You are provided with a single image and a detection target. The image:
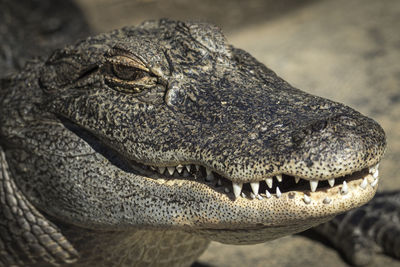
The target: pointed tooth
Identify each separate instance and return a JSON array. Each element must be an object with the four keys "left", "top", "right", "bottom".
[
  {"left": 256, "top": 194, "right": 263, "bottom": 200},
  {"left": 232, "top": 182, "right": 243, "bottom": 199},
  {"left": 217, "top": 179, "right": 222, "bottom": 186},
  {"left": 167, "top": 166, "right": 175, "bottom": 175},
  {"left": 341, "top": 181, "right": 348, "bottom": 195},
  {"left": 371, "top": 179, "right": 378, "bottom": 188},
  {"left": 328, "top": 178, "right": 335, "bottom": 187},
  {"left": 294, "top": 176, "right": 300, "bottom": 184},
  {"left": 205, "top": 171, "right": 214, "bottom": 182},
  {"left": 323, "top": 197, "right": 332, "bottom": 204},
  {"left": 369, "top": 166, "right": 374, "bottom": 174},
  {"left": 265, "top": 177, "right": 273, "bottom": 188},
  {"left": 250, "top": 182, "right": 260, "bottom": 195},
  {"left": 303, "top": 194, "right": 311, "bottom": 204},
  {"left": 176, "top": 164, "right": 184, "bottom": 174},
  {"left": 265, "top": 190, "right": 271, "bottom": 198},
  {"left": 195, "top": 165, "right": 200, "bottom": 171},
  {"left": 310, "top": 180, "right": 319, "bottom": 192},
  {"left": 224, "top": 187, "right": 230, "bottom": 193},
  {"left": 185, "top": 165, "right": 191, "bottom": 172},
  {"left": 205, "top": 168, "right": 214, "bottom": 181},
  {"left": 369, "top": 163, "right": 379, "bottom": 174},
  {"left": 276, "top": 174, "right": 282, "bottom": 182},
  {"left": 158, "top": 167, "right": 166, "bottom": 174},
  {"left": 360, "top": 178, "right": 368, "bottom": 189},
  {"left": 241, "top": 192, "right": 247, "bottom": 198},
  {"left": 276, "top": 187, "right": 281, "bottom": 198},
  {"left": 373, "top": 169, "right": 379, "bottom": 178},
  {"left": 250, "top": 192, "right": 256, "bottom": 199},
  {"left": 150, "top": 166, "right": 157, "bottom": 171}
]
